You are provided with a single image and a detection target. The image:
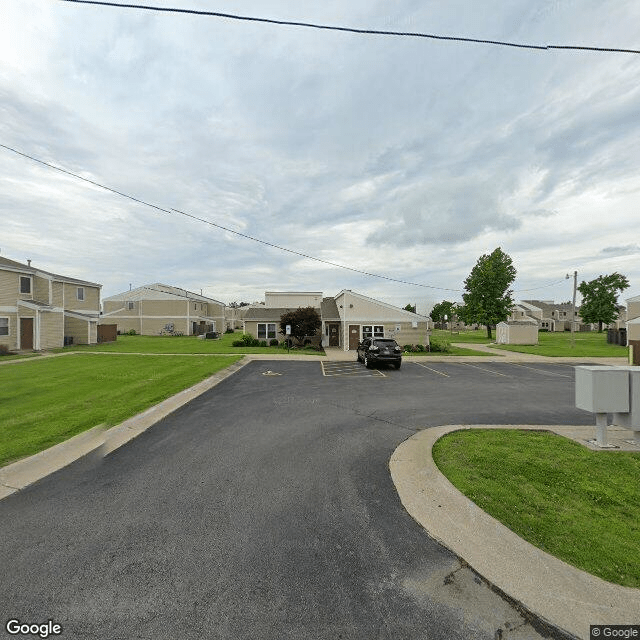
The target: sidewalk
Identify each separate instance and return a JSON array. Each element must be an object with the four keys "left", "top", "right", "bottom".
[{"left": 390, "top": 424, "right": 640, "bottom": 640}]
